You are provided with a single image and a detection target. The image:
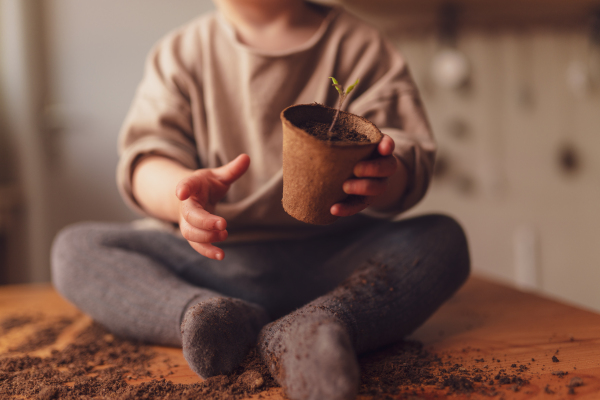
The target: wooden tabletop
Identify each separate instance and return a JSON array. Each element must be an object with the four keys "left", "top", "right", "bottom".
[{"left": 1, "top": 276, "right": 600, "bottom": 399}]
